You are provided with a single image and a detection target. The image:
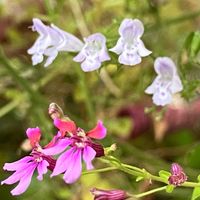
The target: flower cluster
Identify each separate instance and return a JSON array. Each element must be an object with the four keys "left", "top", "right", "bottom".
[
  {"left": 28, "top": 18, "right": 110, "bottom": 72},
  {"left": 1, "top": 103, "right": 106, "bottom": 195},
  {"left": 28, "top": 18, "right": 150, "bottom": 71},
  {"left": 28, "top": 18, "right": 183, "bottom": 106}
]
